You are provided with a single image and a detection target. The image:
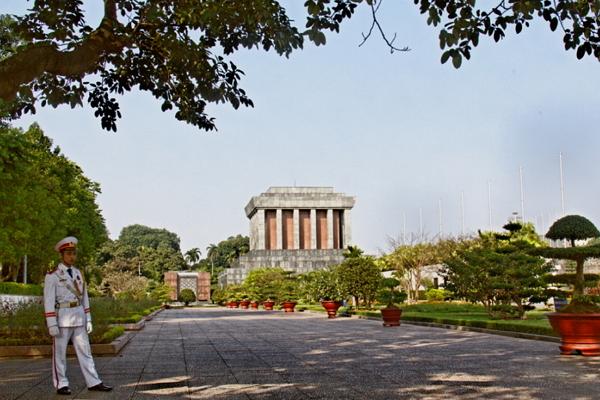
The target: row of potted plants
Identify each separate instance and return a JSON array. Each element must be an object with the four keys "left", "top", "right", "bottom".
[{"left": 214, "top": 215, "right": 600, "bottom": 356}]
